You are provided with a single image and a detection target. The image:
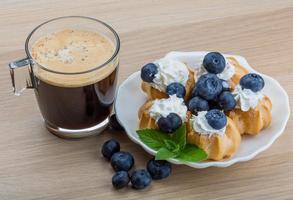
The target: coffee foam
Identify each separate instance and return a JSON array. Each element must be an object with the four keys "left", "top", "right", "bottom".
[{"left": 31, "top": 29, "right": 118, "bottom": 87}]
